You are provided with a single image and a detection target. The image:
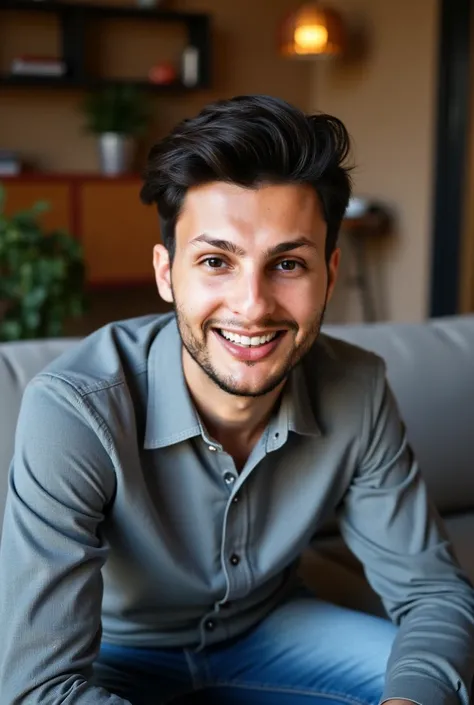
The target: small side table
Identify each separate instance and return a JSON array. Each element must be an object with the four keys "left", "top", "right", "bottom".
[{"left": 342, "top": 209, "right": 393, "bottom": 323}]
